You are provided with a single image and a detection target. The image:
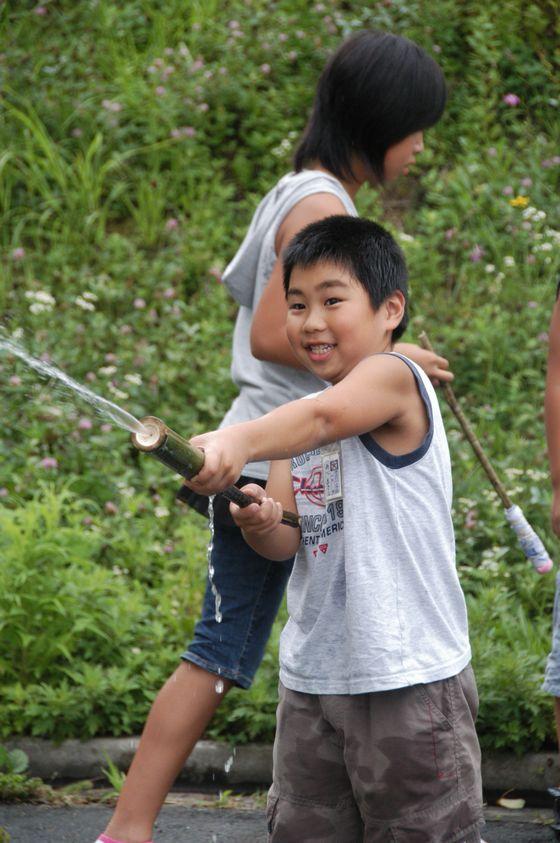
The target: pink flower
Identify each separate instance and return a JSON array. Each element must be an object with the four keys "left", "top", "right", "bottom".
[
  {"left": 155, "top": 85, "right": 166, "bottom": 96},
  {"left": 101, "top": 99, "right": 123, "bottom": 113},
  {"left": 260, "top": 64, "right": 271, "bottom": 75},
  {"left": 39, "top": 457, "right": 58, "bottom": 469},
  {"left": 134, "top": 297, "right": 146, "bottom": 309},
  {"left": 288, "top": 51, "right": 298, "bottom": 62},
  {"left": 104, "top": 501, "right": 118, "bottom": 515},
  {"left": 198, "top": 102, "right": 209, "bottom": 112},
  {"left": 165, "top": 217, "right": 179, "bottom": 231},
  {"left": 469, "top": 245, "right": 485, "bottom": 262},
  {"left": 465, "top": 509, "right": 477, "bottom": 530},
  {"left": 71, "top": 127, "right": 83, "bottom": 138},
  {"left": 163, "top": 287, "right": 176, "bottom": 299},
  {"left": 120, "top": 324, "right": 132, "bottom": 334},
  {"left": 208, "top": 265, "right": 222, "bottom": 282},
  {"left": 502, "top": 185, "right": 514, "bottom": 196},
  {"left": 78, "top": 417, "right": 93, "bottom": 430},
  {"left": 11, "top": 247, "right": 25, "bottom": 261},
  {"left": 82, "top": 516, "right": 93, "bottom": 526},
  {"left": 85, "top": 371, "right": 96, "bottom": 382},
  {"left": 444, "top": 228, "right": 455, "bottom": 241},
  {"left": 487, "top": 147, "right": 497, "bottom": 157},
  {"left": 527, "top": 301, "right": 537, "bottom": 308},
  {"left": 9, "top": 375, "right": 22, "bottom": 386},
  {"left": 105, "top": 353, "right": 117, "bottom": 363},
  {"left": 279, "top": 33, "right": 288, "bottom": 42},
  {"left": 0, "top": 487, "right": 8, "bottom": 498},
  {"left": 520, "top": 177, "right": 533, "bottom": 187},
  {"left": 526, "top": 254, "right": 536, "bottom": 264},
  {"left": 538, "top": 332, "right": 549, "bottom": 343},
  {"left": 502, "top": 93, "right": 520, "bottom": 106},
  {"left": 163, "top": 543, "right": 174, "bottom": 553},
  {"left": 101, "top": 423, "right": 112, "bottom": 433},
  {"left": 33, "top": 5, "right": 47, "bottom": 15}
]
